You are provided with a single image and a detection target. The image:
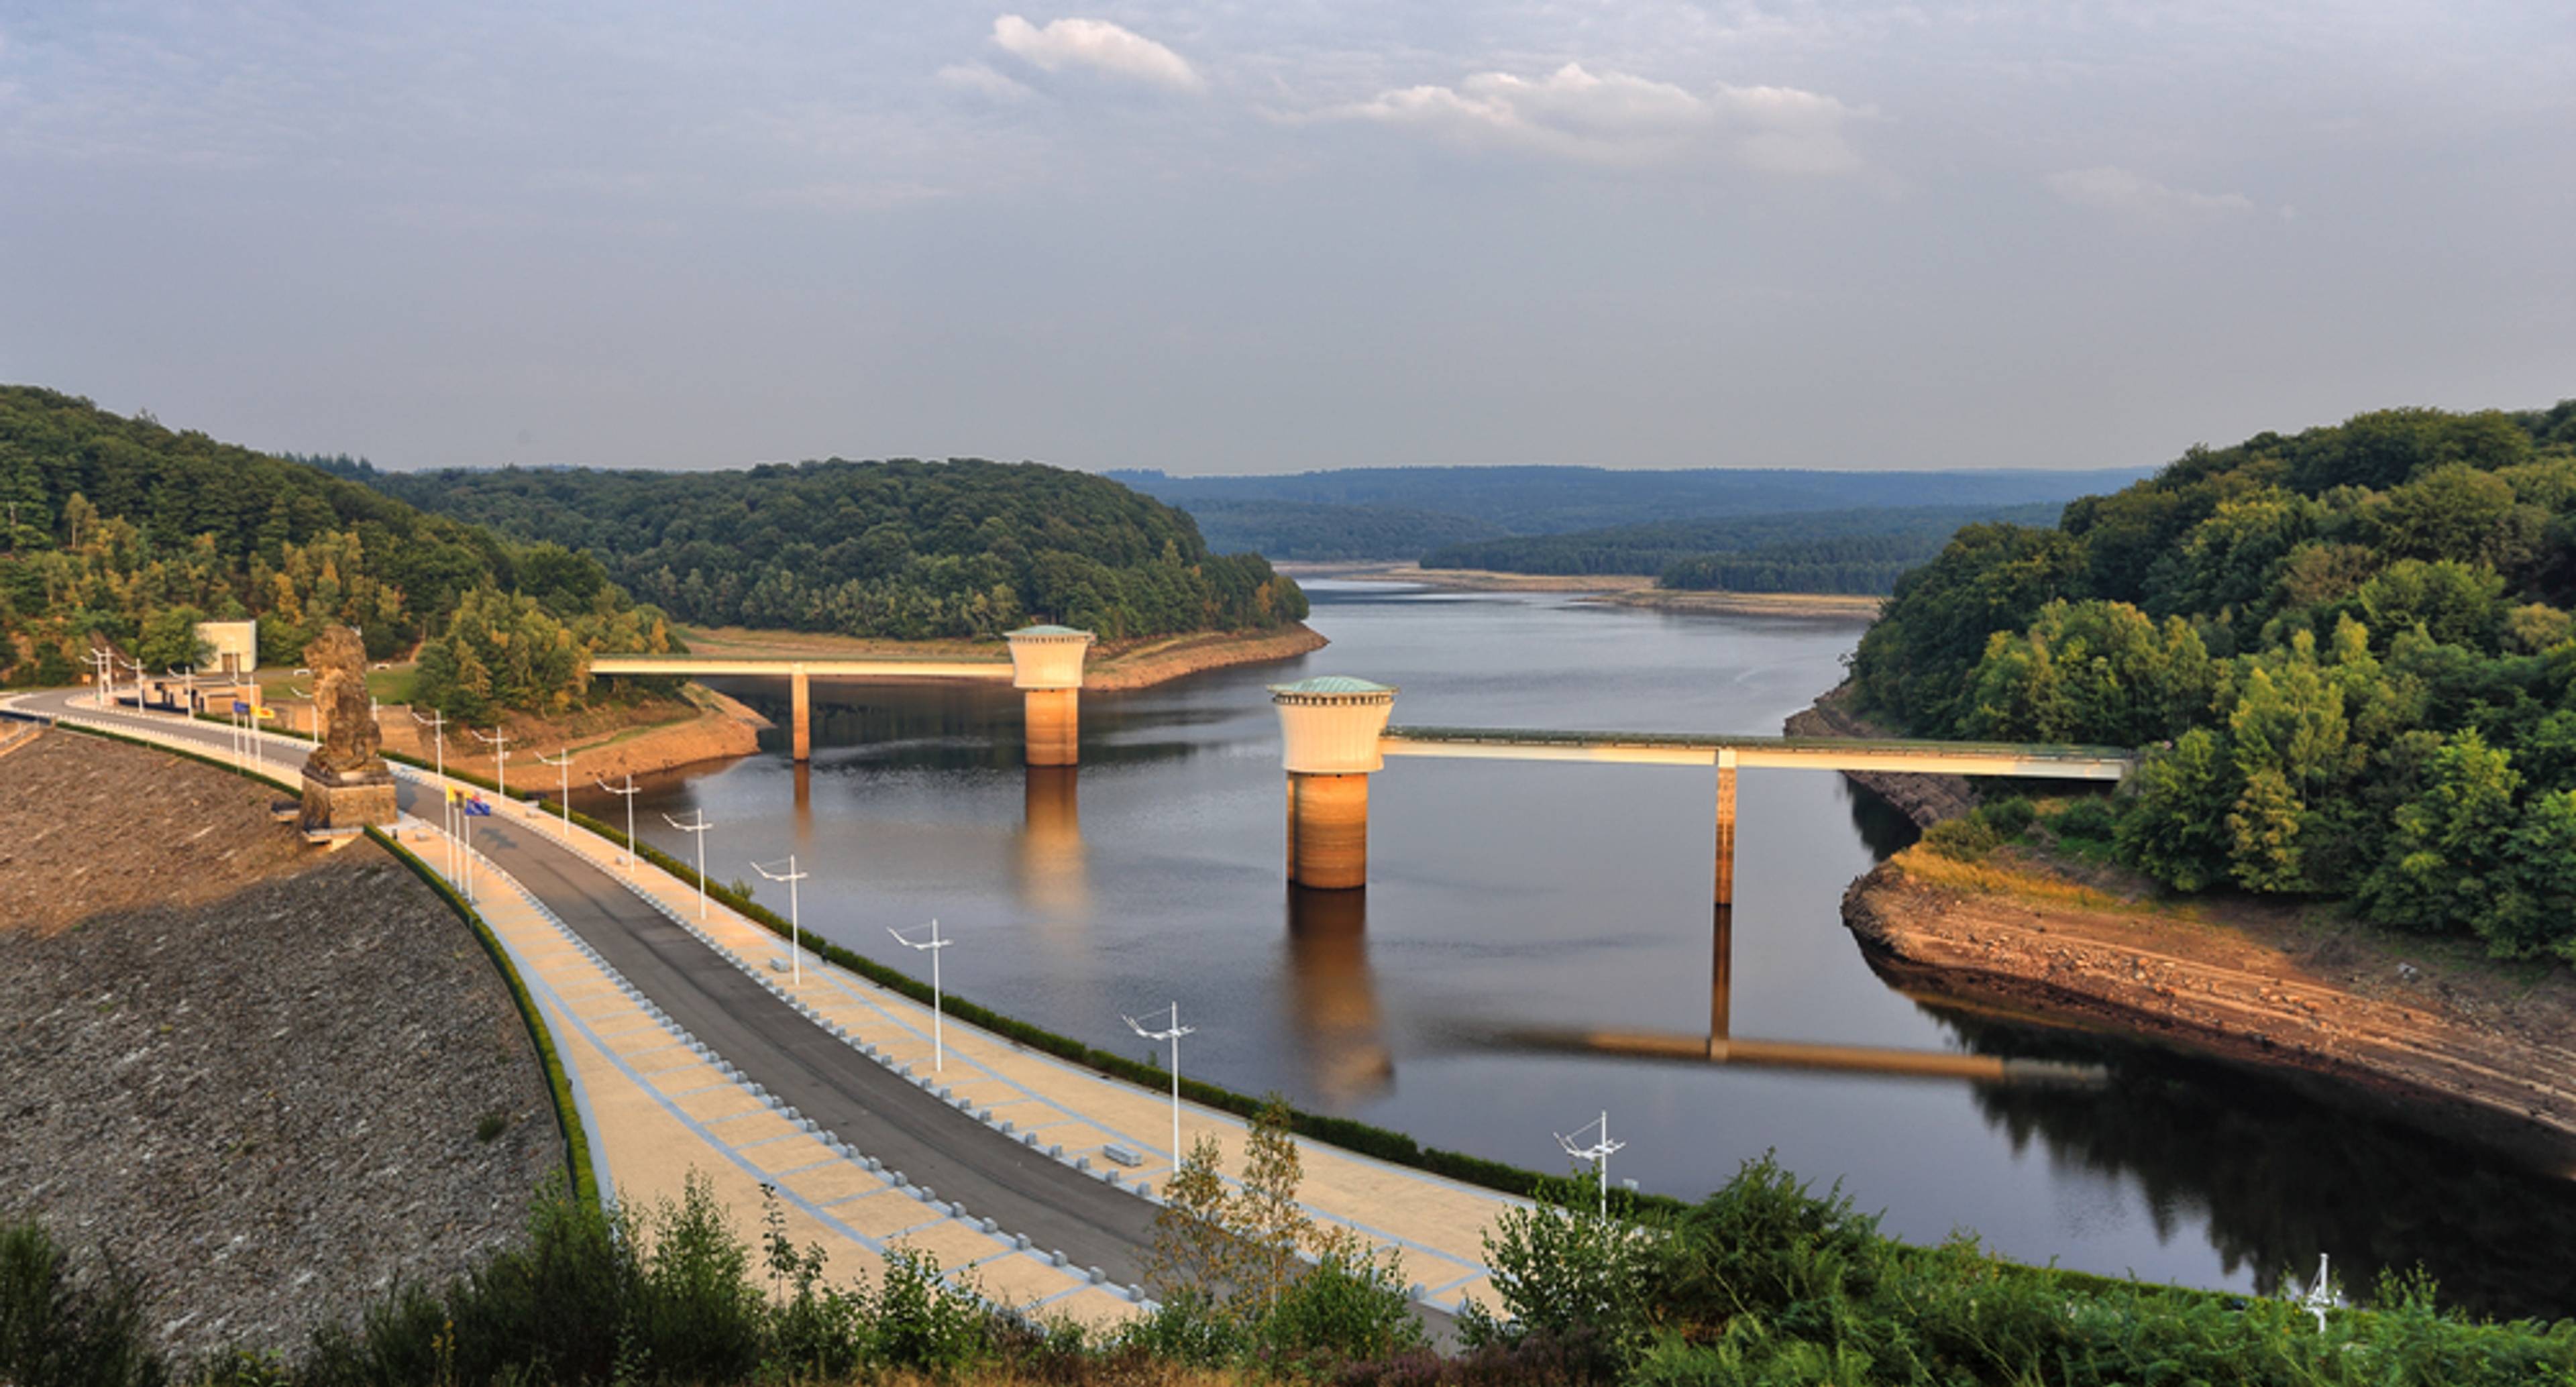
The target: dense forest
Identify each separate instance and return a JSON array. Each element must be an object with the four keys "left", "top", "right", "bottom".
[
  {"left": 370, "top": 460, "right": 1308, "bottom": 641},
  {"left": 1421, "top": 503, "right": 2061, "bottom": 594},
  {"left": 1114, "top": 463, "right": 2148, "bottom": 560},
  {"left": 1170, "top": 498, "right": 1506, "bottom": 561},
  {"left": 0, "top": 386, "right": 678, "bottom": 715},
  {"left": 1853, "top": 400, "right": 2576, "bottom": 959}
]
